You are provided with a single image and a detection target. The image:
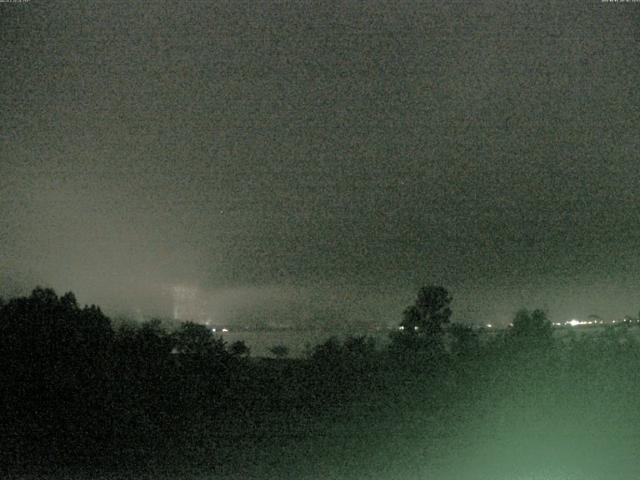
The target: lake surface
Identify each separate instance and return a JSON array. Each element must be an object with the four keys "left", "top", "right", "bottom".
[
  {"left": 215, "top": 324, "right": 640, "bottom": 358},
  {"left": 215, "top": 328, "right": 393, "bottom": 358}
]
